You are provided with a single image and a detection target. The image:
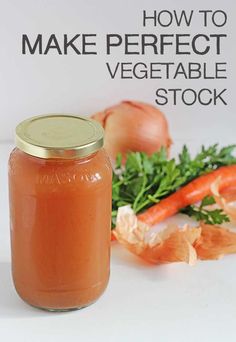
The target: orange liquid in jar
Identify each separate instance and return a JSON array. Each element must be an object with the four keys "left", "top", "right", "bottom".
[{"left": 9, "top": 148, "right": 112, "bottom": 310}]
